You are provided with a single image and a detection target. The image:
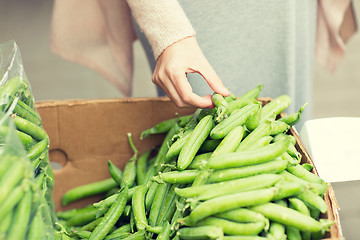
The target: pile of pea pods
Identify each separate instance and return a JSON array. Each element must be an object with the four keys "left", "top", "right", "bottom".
[{"left": 57, "top": 85, "right": 333, "bottom": 240}]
